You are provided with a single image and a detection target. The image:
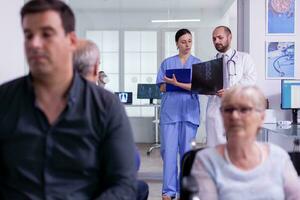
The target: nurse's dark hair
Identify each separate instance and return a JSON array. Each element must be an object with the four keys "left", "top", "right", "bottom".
[
  {"left": 214, "top": 26, "right": 232, "bottom": 36},
  {"left": 21, "top": 0, "right": 75, "bottom": 34},
  {"left": 175, "top": 29, "right": 192, "bottom": 43}
]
